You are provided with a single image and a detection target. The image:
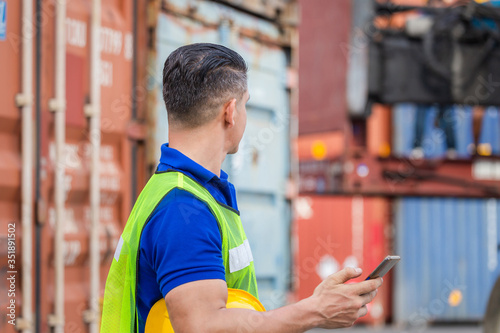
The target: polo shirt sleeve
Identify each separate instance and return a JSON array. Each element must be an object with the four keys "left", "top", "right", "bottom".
[{"left": 140, "top": 188, "right": 225, "bottom": 297}]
